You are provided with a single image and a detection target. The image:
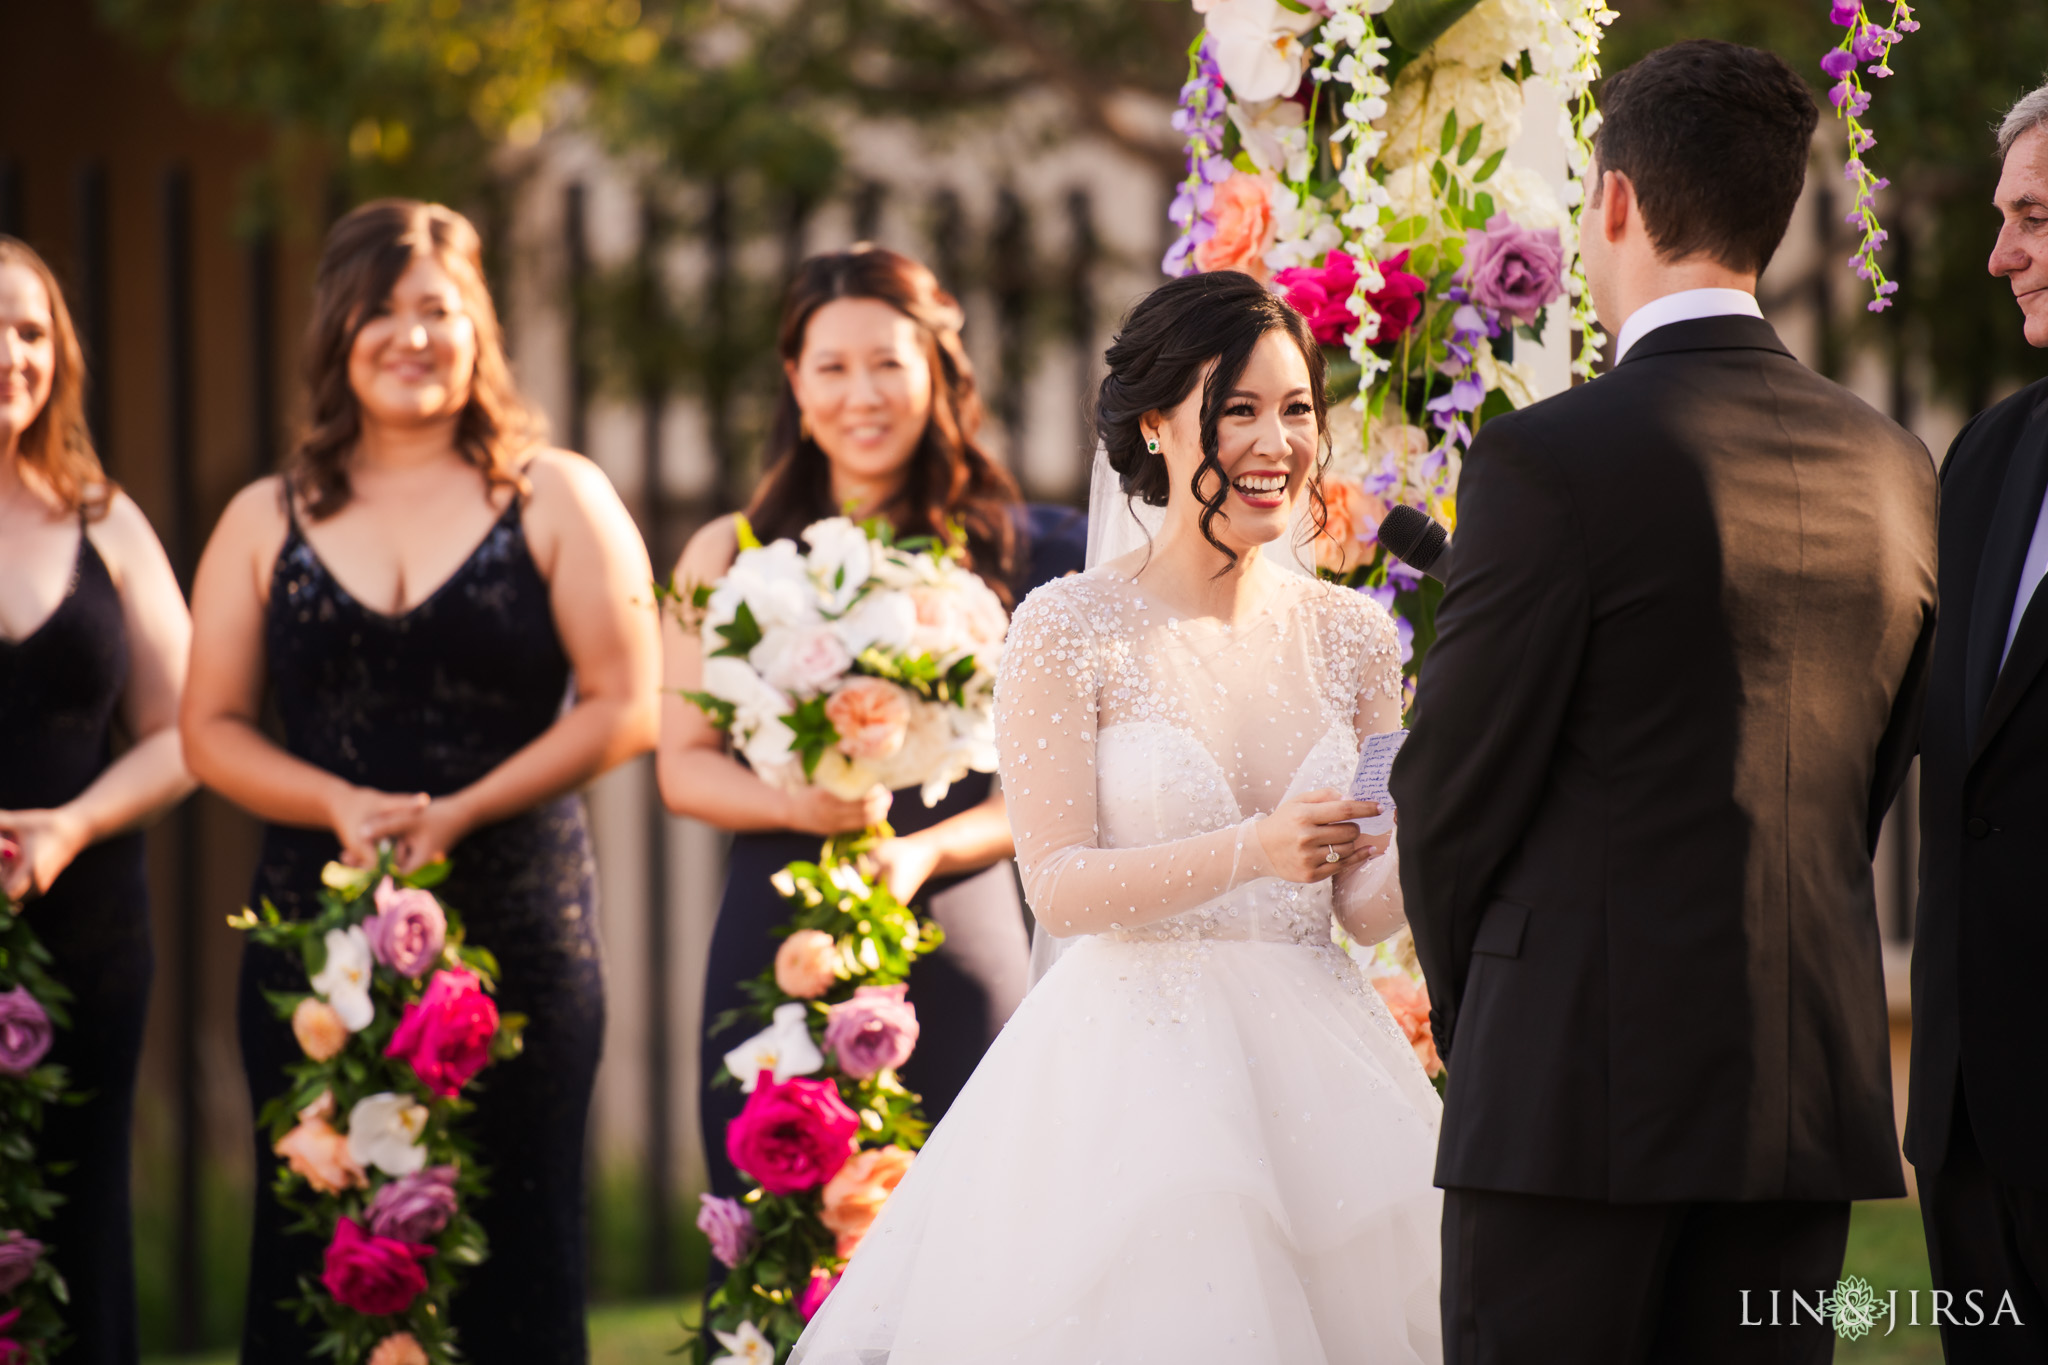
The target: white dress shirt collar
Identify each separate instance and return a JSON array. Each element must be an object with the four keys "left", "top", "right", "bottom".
[{"left": 1613, "top": 287, "right": 1764, "bottom": 365}]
